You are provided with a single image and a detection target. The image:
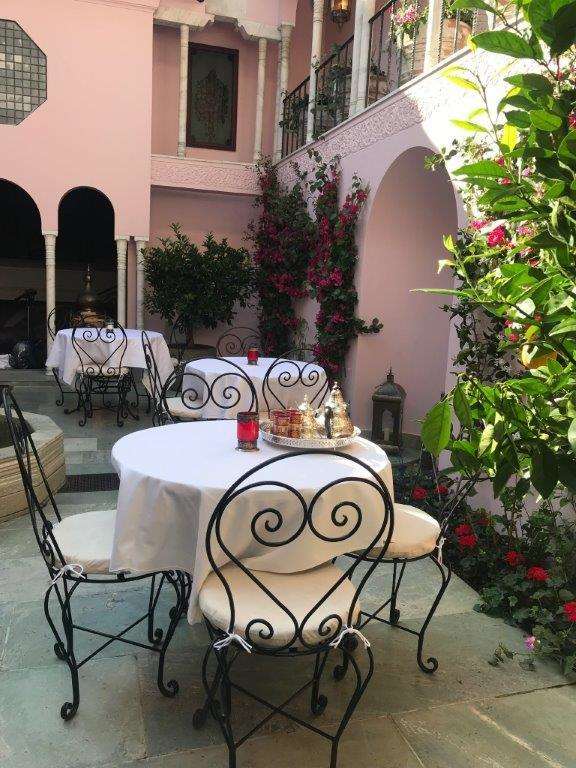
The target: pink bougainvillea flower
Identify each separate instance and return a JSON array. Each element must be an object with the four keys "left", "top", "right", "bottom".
[
  {"left": 525, "top": 635, "right": 536, "bottom": 651},
  {"left": 486, "top": 225, "right": 508, "bottom": 247},
  {"left": 470, "top": 219, "right": 488, "bottom": 230},
  {"left": 517, "top": 224, "right": 534, "bottom": 237},
  {"left": 526, "top": 566, "right": 549, "bottom": 582}
]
